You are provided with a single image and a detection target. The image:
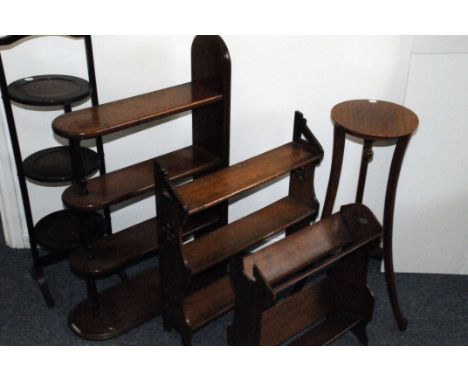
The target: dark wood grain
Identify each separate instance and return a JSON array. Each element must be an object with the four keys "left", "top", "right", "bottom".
[
  {"left": 63, "top": 145, "right": 221, "bottom": 210},
  {"left": 69, "top": 266, "right": 161, "bottom": 340},
  {"left": 34, "top": 210, "right": 106, "bottom": 253},
  {"left": 53, "top": 82, "right": 223, "bottom": 139},
  {"left": 70, "top": 209, "right": 220, "bottom": 278},
  {"left": 177, "top": 141, "right": 322, "bottom": 215},
  {"left": 244, "top": 204, "right": 381, "bottom": 288},
  {"left": 183, "top": 275, "right": 234, "bottom": 331},
  {"left": 192, "top": 35, "right": 231, "bottom": 168},
  {"left": 260, "top": 279, "right": 333, "bottom": 346},
  {"left": 183, "top": 197, "right": 316, "bottom": 275},
  {"left": 290, "top": 311, "right": 361, "bottom": 346},
  {"left": 23, "top": 146, "right": 99, "bottom": 183},
  {"left": 229, "top": 204, "right": 381, "bottom": 346},
  {"left": 331, "top": 99, "right": 418, "bottom": 140},
  {"left": 155, "top": 111, "right": 323, "bottom": 344},
  {"left": 8, "top": 74, "right": 90, "bottom": 107}
]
